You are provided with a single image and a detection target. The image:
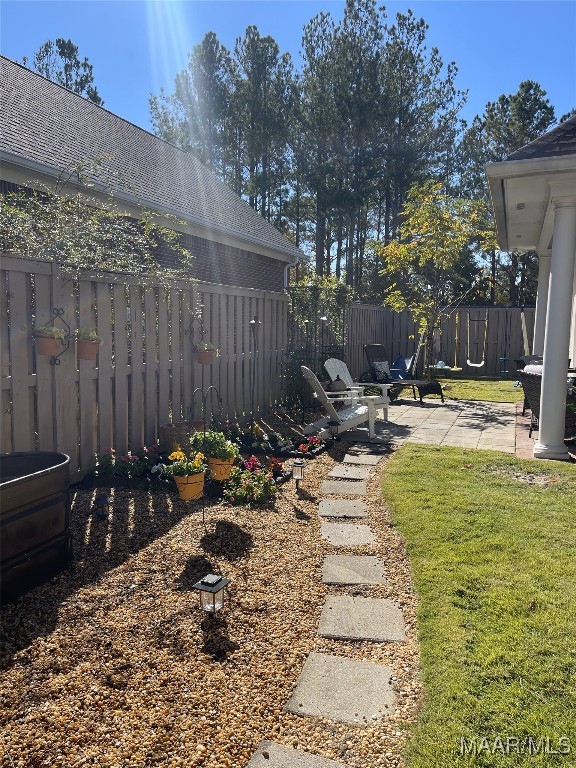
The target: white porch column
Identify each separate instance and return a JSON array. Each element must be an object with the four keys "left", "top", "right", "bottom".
[
  {"left": 534, "top": 200, "right": 576, "bottom": 460},
  {"left": 532, "top": 255, "right": 551, "bottom": 356},
  {"left": 569, "top": 264, "right": 576, "bottom": 367}
]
